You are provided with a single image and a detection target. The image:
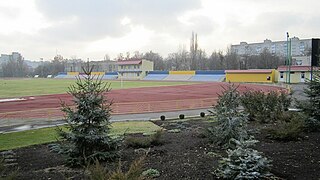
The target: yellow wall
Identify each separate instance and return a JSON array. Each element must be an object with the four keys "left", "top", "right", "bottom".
[
  {"left": 91, "top": 72, "right": 105, "bottom": 76},
  {"left": 273, "top": 70, "right": 279, "bottom": 83},
  {"left": 67, "top": 72, "right": 79, "bottom": 76},
  {"left": 169, "top": 71, "right": 196, "bottom": 75},
  {"left": 226, "top": 72, "right": 274, "bottom": 83}
]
